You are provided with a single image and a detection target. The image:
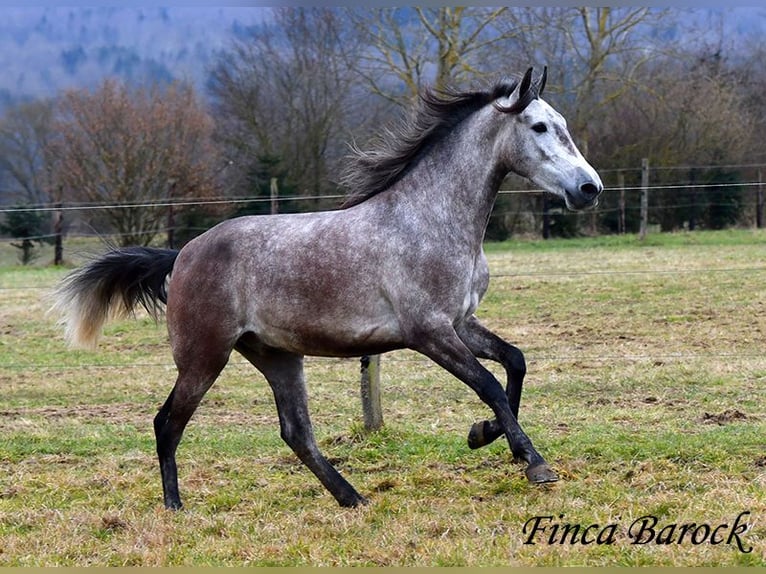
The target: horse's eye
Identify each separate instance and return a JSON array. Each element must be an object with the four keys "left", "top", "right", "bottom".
[{"left": 531, "top": 123, "right": 547, "bottom": 134}]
